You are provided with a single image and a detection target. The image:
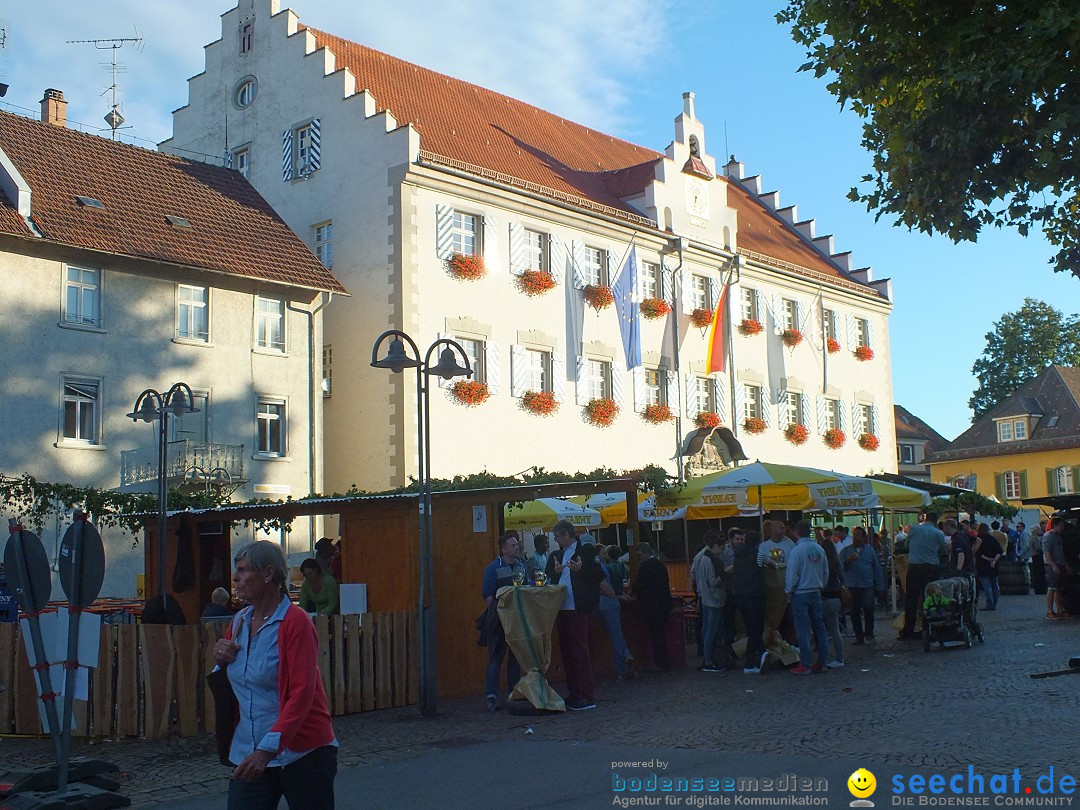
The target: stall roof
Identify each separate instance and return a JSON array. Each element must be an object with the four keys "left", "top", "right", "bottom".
[
  {"left": 868, "top": 473, "right": 970, "bottom": 497},
  {"left": 1021, "top": 494, "right": 1080, "bottom": 512}
]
